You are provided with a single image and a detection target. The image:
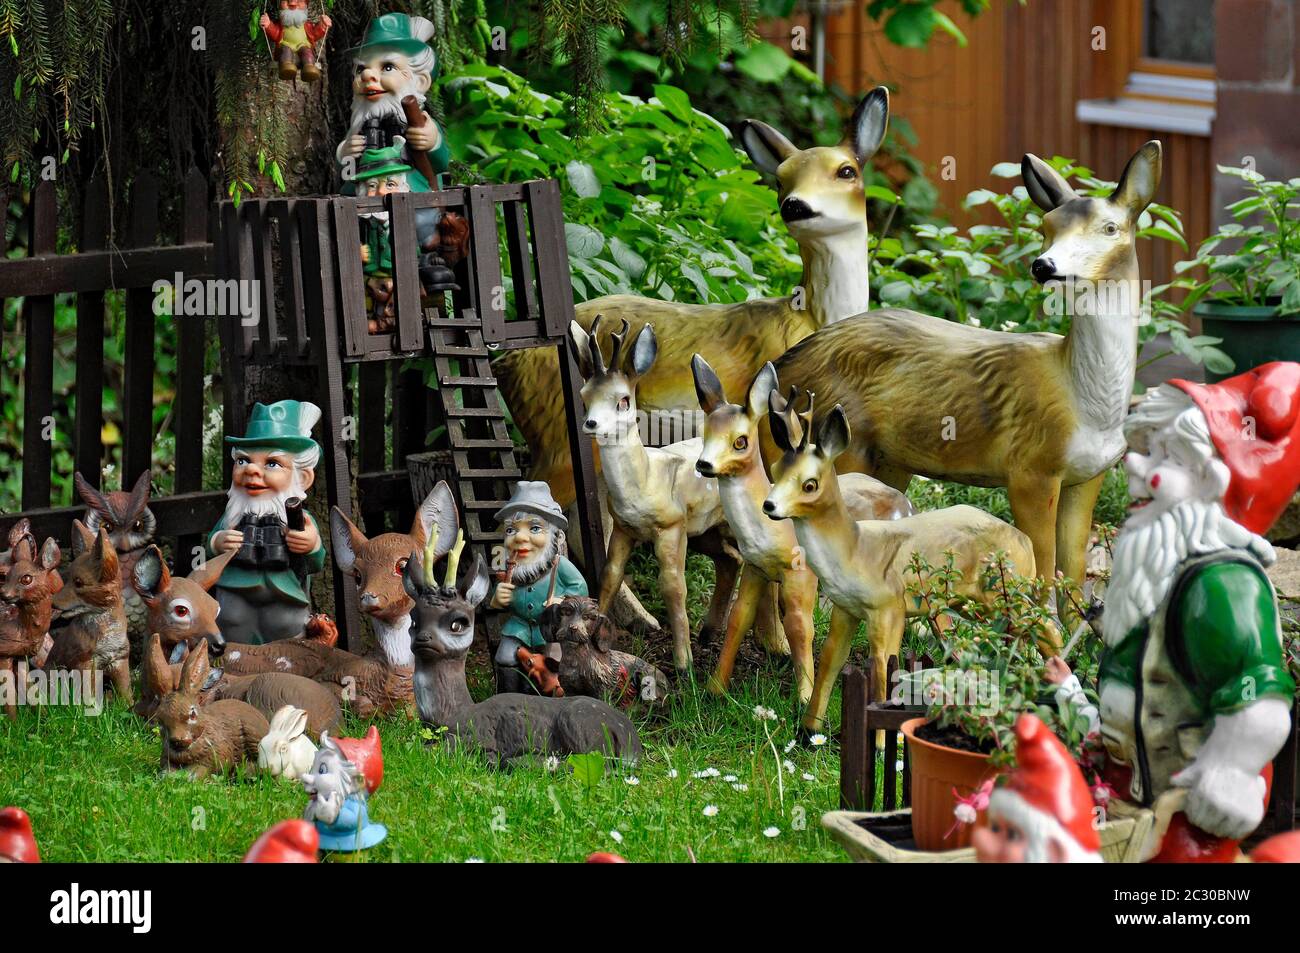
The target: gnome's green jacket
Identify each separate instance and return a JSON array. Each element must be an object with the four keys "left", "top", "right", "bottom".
[
  {"left": 492, "top": 556, "right": 588, "bottom": 648},
  {"left": 361, "top": 217, "right": 394, "bottom": 276},
  {"left": 206, "top": 515, "right": 326, "bottom": 606}
]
